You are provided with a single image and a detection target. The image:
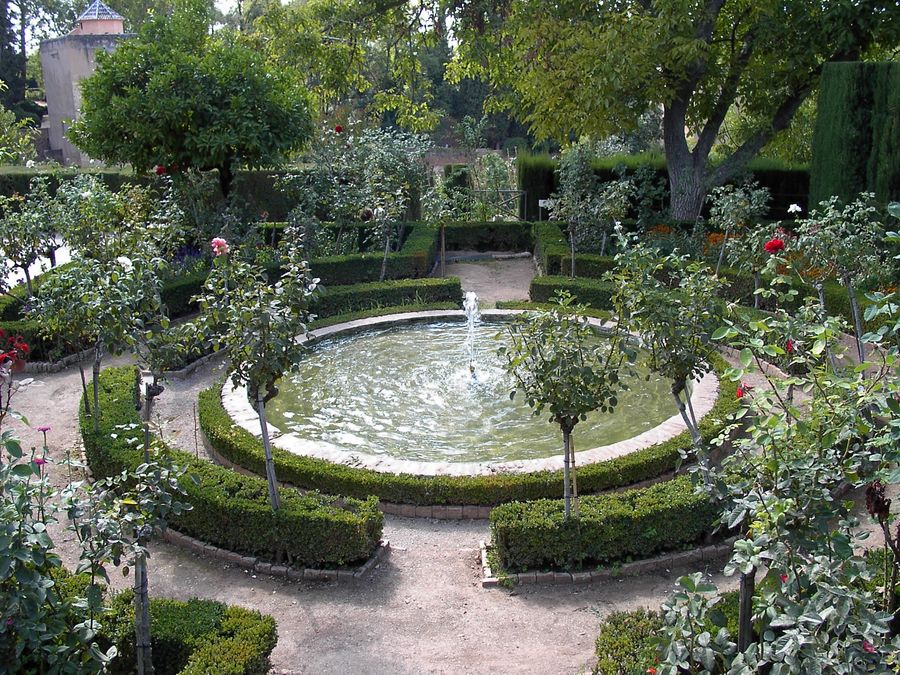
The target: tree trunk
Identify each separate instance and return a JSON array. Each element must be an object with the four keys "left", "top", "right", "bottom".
[
  {"left": 256, "top": 394, "right": 281, "bottom": 511},
  {"left": 570, "top": 434, "right": 579, "bottom": 518},
  {"left": 134, "top": 553, "right": 154, "bottom": 675},
  {"left": 844, "top": 276, "right": 866, "bottom": 365},
  {"left": 569, "top": 224, "right": 576, "bottom": 278},
  {"left": 218, "top": 160, "right": 234, "bottom": 198},
  {"left": 738, "top": 567, "right": 756, "bottom": 652},
  {"left": 143, "top": 382, "right": 152, "bottom": 463},
  {"left": 599, "top": 230, "right": 607, "bottom": 258},
  {"left": 440, "top": 223, "right": 446, "bottom": 277},
  {"left": 379, "top": 221, "right": 391, "bottom": 282},
  {"left": 753, "top": 272, "right": 761, "bottom": 310},
  {"left": 92, "top": 341, "right": 103, "bottom": 433},
  {"left": 562, "top": 428, "right": 571, "bottom": 518},
  {"left": 22, "top": 267, "right": 32, "bottom": 296},
  {"left": 78, "top": 362, "right": 91, "bottom": 416}
]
